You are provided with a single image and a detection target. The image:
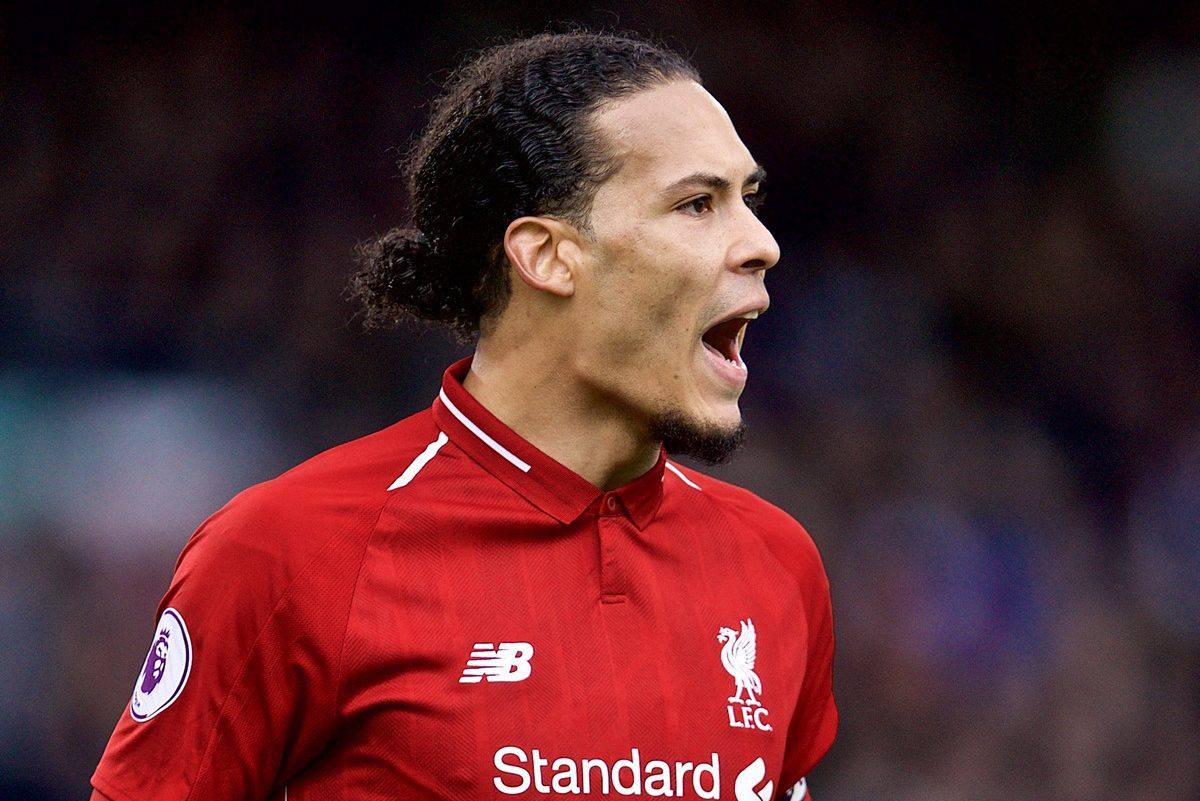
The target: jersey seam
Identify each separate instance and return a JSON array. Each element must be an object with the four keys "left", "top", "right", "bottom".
[
  {"left": 182, "top": 484, "right": 386, "bottom": 801},
  {"left": 778, "top": 579, "right": 837, "bottom": 789},
  {"left": 778, "top": 691, "right": 837, "bottom": 790},
  {"left": 330, "top": 482, "right": 397, "bottom": 728}
]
